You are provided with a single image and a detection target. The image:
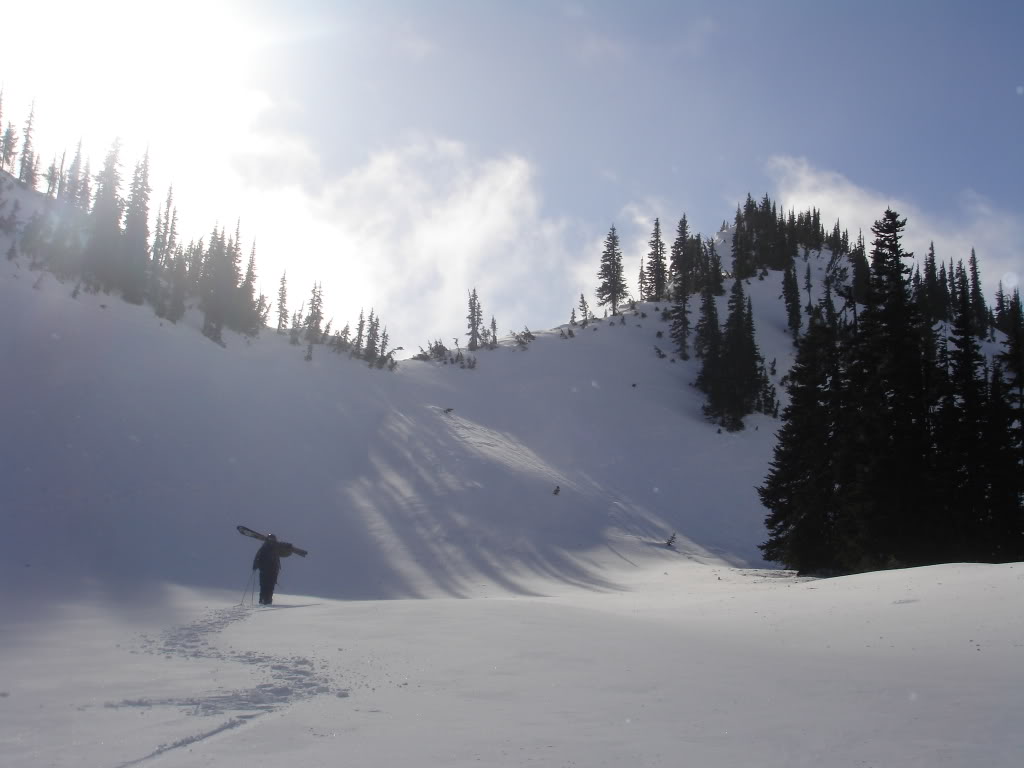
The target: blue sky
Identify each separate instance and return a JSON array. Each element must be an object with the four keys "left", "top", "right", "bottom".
[{"left": 3, "top": 1, "right": 1022, "bottom": 348}]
